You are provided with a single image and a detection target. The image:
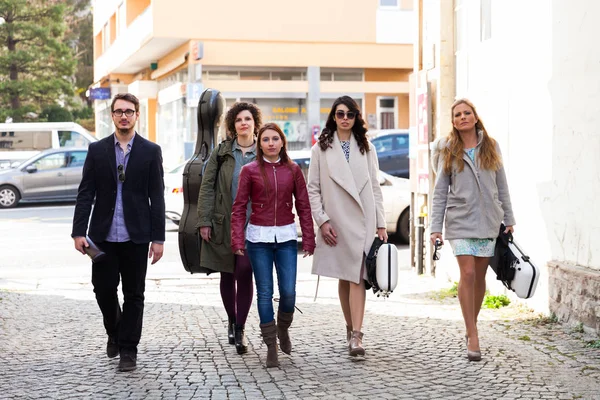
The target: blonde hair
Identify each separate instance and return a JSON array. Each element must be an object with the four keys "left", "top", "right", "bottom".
[{"left": 442, "top": 98, "right": 502, "bottom": 175}]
